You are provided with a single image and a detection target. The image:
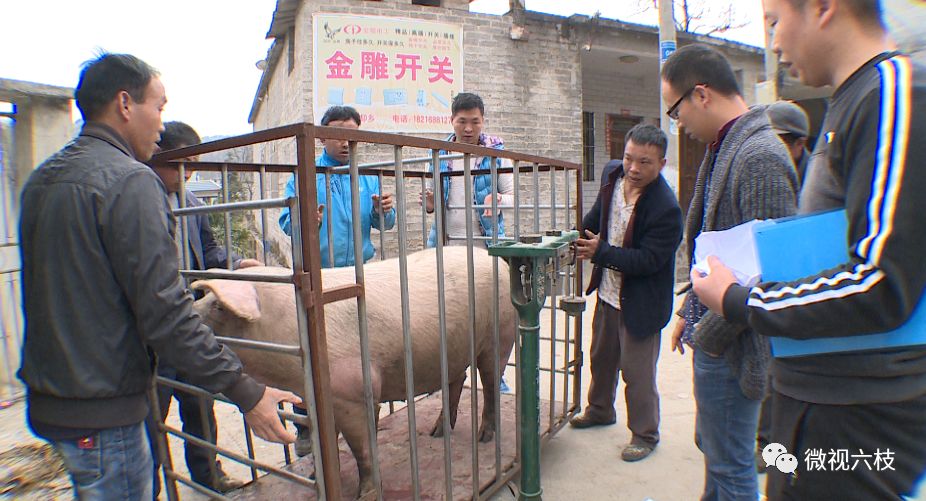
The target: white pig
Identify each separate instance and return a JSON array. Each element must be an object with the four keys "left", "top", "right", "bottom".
[{"left": 191, "top": 246, "right": 517, "bottom": 497}]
